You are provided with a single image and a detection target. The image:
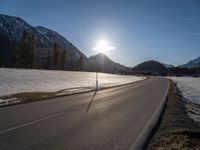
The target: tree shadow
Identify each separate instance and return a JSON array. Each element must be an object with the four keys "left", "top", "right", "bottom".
[{"left": 86, "top": 90, "right": 97, "bottom": 112}]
